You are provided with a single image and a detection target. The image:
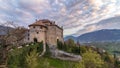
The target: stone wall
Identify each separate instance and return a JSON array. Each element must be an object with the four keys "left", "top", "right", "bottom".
[
  {"left": 29, "top": 26, "right": 46, "bottom": 44},
  {"left": 46, "top": 25, "right": 63, "bottom": 46}
]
